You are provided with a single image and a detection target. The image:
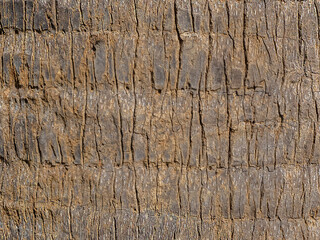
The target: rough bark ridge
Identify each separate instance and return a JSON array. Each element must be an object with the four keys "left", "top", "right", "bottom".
[{"left": 0, "top": 0, "right": 320, "bottom": 239}]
